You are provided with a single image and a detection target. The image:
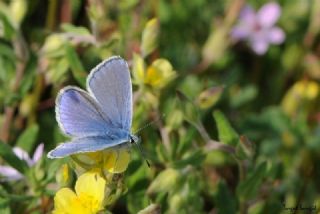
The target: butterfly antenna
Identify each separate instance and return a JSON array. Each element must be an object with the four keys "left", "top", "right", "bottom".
[
  {"left": 134, "top": 114, "right": 165, "bottom": 135},
  {"left": 134, "top": 141, "right": 151, "bottom": 168},
  {"left": 133, "top": 114, "right": 165, "bottom": 167}
]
